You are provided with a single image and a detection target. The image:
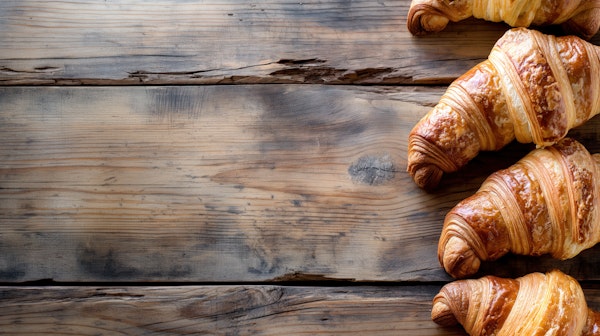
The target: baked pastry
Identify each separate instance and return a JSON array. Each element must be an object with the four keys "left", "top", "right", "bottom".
[
  {"left": 407, "top": 0, "right": 600, "bottom": 39},
  {"left": 407, "top": 27, "right": 600, "bottom": 190},
  {"left": 432, "top": 270, "right": 600, "bottom": 335},
  {"left": 438, "top": 138, "right": 600, "bottom": 279}
]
